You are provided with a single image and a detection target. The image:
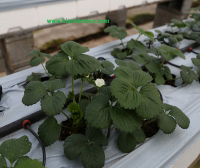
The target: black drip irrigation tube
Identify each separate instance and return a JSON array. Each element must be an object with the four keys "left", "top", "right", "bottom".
[
  {"left": 0, "top": 85, "right": 2, "bottom": 102},
  {"left": 22, "top": 120, "right": 46, "bottom": 166}
]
